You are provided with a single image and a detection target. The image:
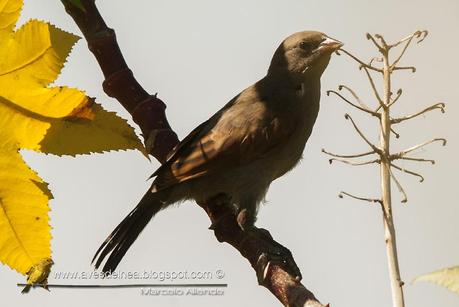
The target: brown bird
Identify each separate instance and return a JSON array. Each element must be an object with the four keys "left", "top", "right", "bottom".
[{"left": 93, "top": 31, "right": 342, "bottom": 274}]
